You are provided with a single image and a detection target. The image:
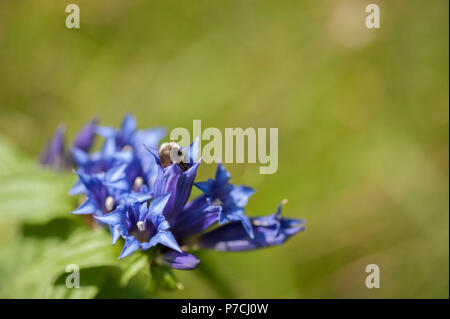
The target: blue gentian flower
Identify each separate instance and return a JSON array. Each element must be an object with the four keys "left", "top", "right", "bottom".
[
  {"left": 69, "top": 114, "right": 166, "bottom": 201},
  {"left": 72, "top": 118, "right": 99, "bottom": 153},
  {"left": 197, "top": 200, "right": 305, "bottom": 251},
  {"left": 39, "top": 118, "right": 98, "bottom": 170},
  {"left": 94, "top": 193, "right": 183, "bottom": 259},
  {"left": 195, "top": 164, "right": 255, "bottom": 238},
  {"left": 96, "top": 113, "right": 166, "bottom": 186},
  {"left": 60, "top": 114, "right": 305, "bottom": 271},
  {"left": 69, "top": 137, "right": 138, "bottom": 196},
  {"left": 96, "top": 114, "right": 165, "bottom": 151},
  {"left": 39, "top": 124, "right": 66, "bottom": 170},
  {"left": 71, "top": 165, "right": 131, "bottom": 217}
]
